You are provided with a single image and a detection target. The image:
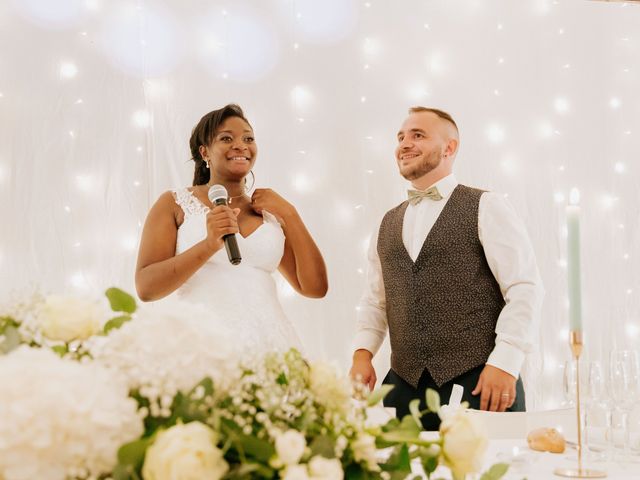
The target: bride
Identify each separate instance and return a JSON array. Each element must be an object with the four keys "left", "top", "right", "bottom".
[{"left": 135, "top": 104, "right": 328, "bottom": 353}]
